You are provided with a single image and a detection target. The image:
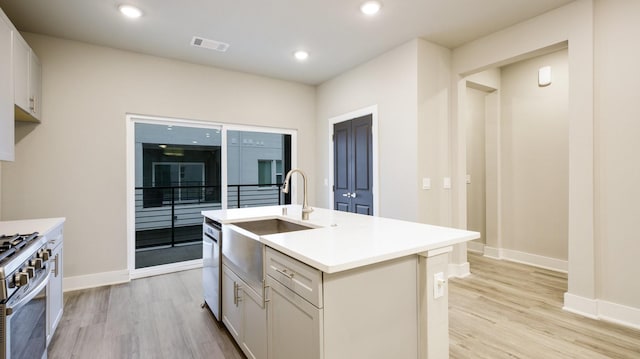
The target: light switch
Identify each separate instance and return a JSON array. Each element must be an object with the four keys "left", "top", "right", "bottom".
[
  {"left": 324, "top": 178, "right": 328, "bottom": 186},
  {"left": 422, "top": 177, "right": 431, "bottom": 190},
  {"left": 466, "top": 174, "right": 471, "bottom": 184},
  {"left": 443, "top": 177, "right": 451, "bottom": 189}
]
